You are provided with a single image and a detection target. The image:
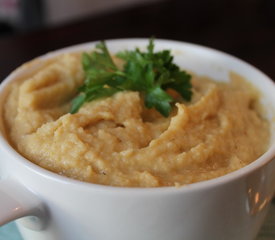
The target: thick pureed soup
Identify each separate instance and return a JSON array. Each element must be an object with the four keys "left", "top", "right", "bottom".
[{"left": 3, "top": 53, "right": 270, "bottom": 187}]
